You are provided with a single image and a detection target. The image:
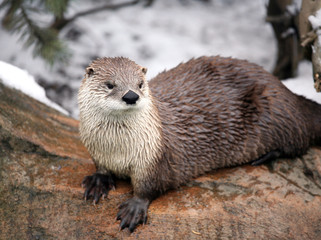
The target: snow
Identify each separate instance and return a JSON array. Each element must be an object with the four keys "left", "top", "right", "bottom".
[
  {"left": 309, "top": 8, "right": 321, "bottom": 30},
  {"left": 0, "top": 61, "right": 68, "bottom": 114},
  {"left": 0, "top": 0, "right": 320, "bottom": 117},
  {"left": 283, "top": 61, "right": 321, "bottom": 104},
  {"left": 286, "top": 0, "right": 301, "bottom": 16},
  {"left": 308, "top": 8, "right": 321, "bottom": 46}
]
